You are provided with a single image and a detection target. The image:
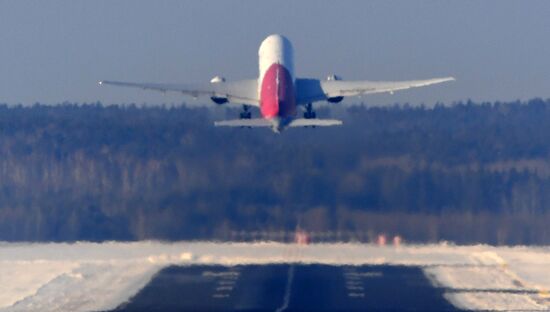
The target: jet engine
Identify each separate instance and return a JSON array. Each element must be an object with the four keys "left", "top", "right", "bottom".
[
  {"left": 210, "top": 76, "right": 228, "bottom": 105},
  {"left": 326, "top": 74, "right": 344, "bottom": 103}
]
